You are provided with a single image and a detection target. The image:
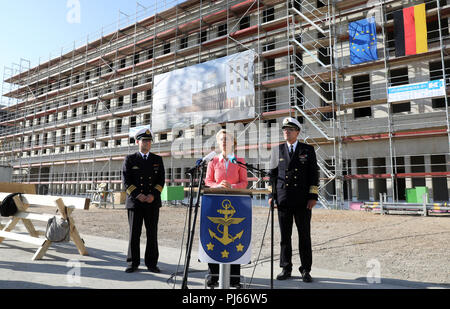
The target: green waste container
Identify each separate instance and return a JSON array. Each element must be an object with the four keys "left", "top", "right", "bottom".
[
  {"left": 406, "top": 187, "right": 429, "bottom": 203},
  {"left": 406, "top": 188, "right": 417, "bottom": 203},
  {"left": 161, "top": 186, "right": 185, "bottom": 201}
]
